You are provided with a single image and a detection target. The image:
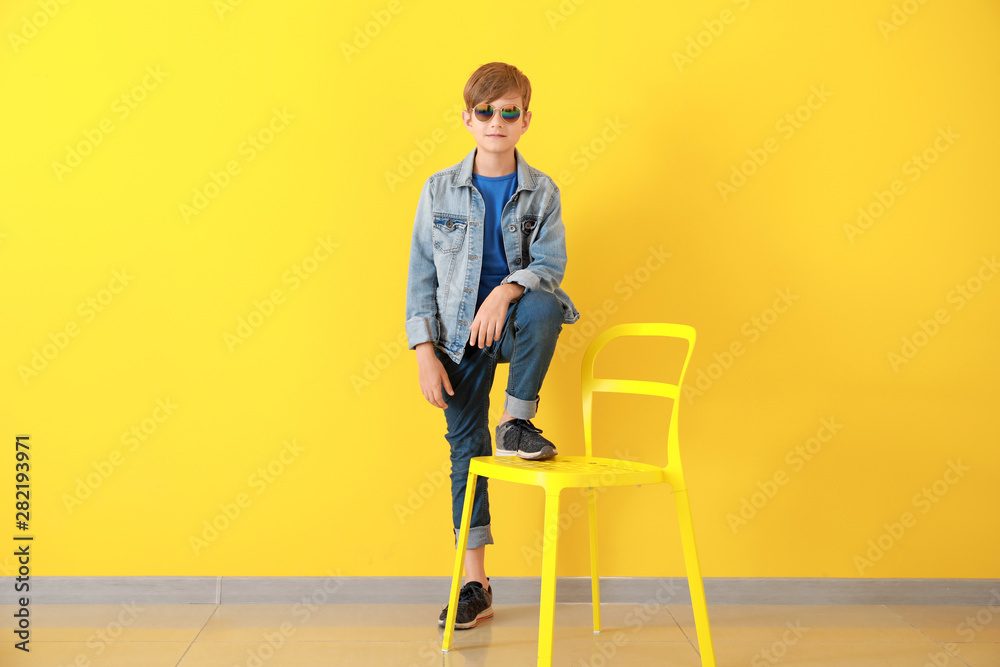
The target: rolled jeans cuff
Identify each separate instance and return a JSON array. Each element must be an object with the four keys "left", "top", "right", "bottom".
[
  {"left": 455, "top": 523, "right": 494, "bottom": 549},
  {"left": 505, "top": 391, "right": 540, "bottom": 419}
]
